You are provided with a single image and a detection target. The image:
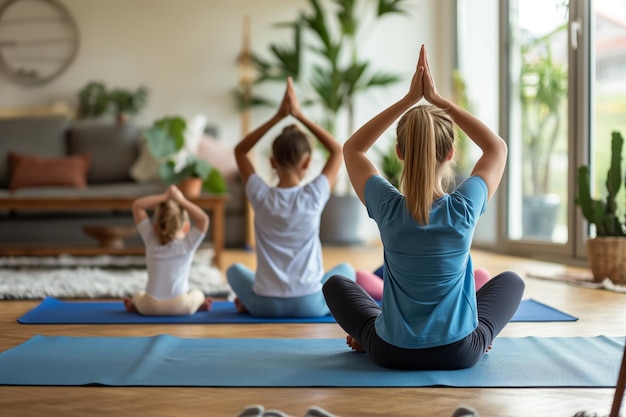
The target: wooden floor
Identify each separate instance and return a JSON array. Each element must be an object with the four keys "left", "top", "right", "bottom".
[{"left": 0, "top": 246, "right": 624, "bottom": 417}]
